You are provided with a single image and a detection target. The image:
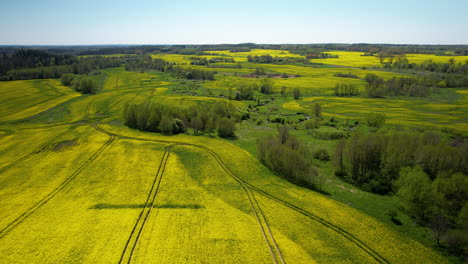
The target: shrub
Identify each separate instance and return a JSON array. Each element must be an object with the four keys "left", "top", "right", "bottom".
[
  {"left": 366, "top": 112, "right": 386, "bottom": 128},
  {"left": 217, "top": 118, "right": 236, "bottom": 138},
  {"left": 293, "top": 88, "right": 301, "bottom": 99},
  {"left": 61, "top": 73, "right": 75, "bottom": 86},
  {"left": 304, "top": 118, "right": 320, "bottom": 129},
  {"left": 314, "top": 149, "right": 330, "bottom": 161},
  {"left": 73, "top": 76, "right": 98, "bottom": 94}
]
